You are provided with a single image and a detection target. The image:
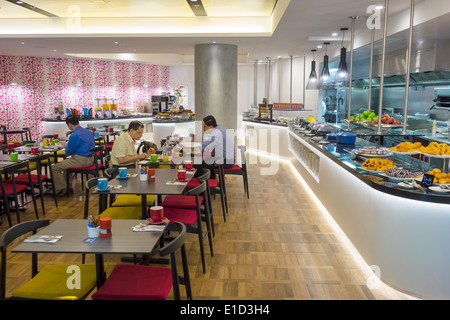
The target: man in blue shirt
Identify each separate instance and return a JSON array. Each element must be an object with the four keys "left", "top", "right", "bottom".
[
  {"left": 193, "top": 115, "right": 235, "bottom": 177},
  {"left": 52, "top": 115, "right": 96, "bottom": 196}
]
